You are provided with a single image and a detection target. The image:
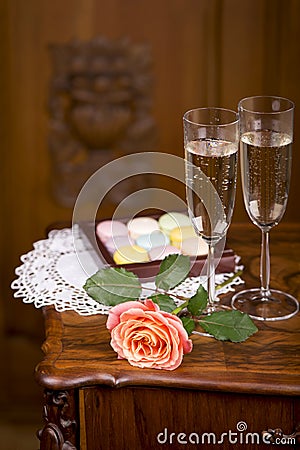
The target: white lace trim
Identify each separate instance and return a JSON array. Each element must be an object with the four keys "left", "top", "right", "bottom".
[{"left": 11, "top": 227, "right": 244, "bottom": 316}]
